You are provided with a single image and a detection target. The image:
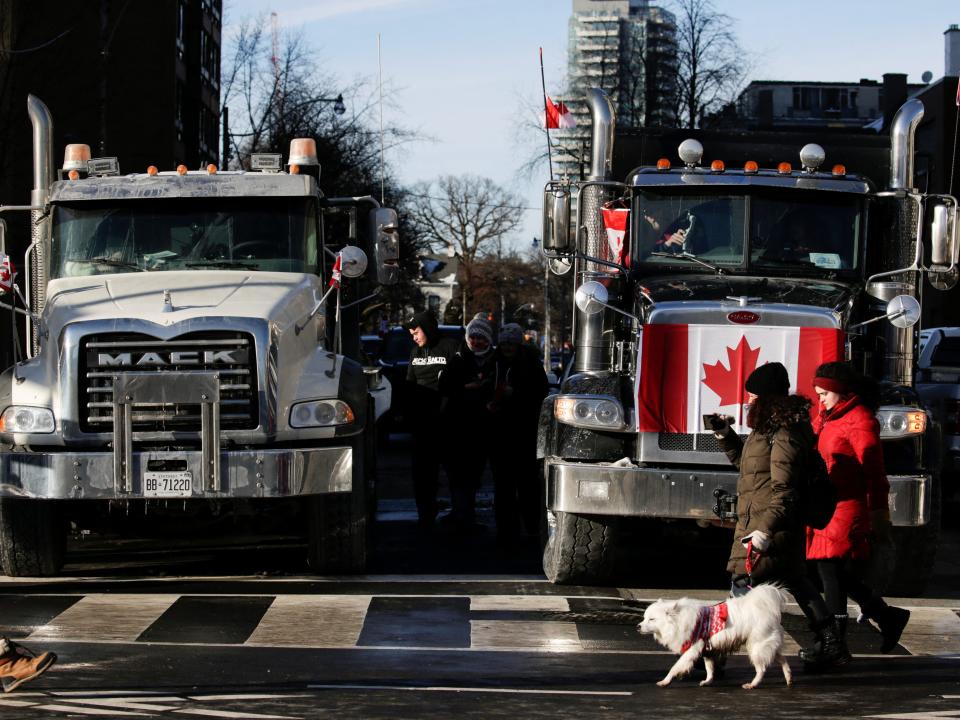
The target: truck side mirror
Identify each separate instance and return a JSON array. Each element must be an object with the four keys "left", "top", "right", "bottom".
[
  {"left": 542, "top": 188, "right": 572, "bottom": 252},
  {"left": 574, "top": 280, "right": 609, "bottom": 314},
  {"left": 339, "top": 245, "right": 368, "bottom": 278},
  {"left": 886, "top": 294, "right": 921, "bottom": 329},
  {"left": 369, "top": 207, "right": 399, "bottom": 285},
  {"left": 930, "top": 203, "right": 957, "bottom": 266}
]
